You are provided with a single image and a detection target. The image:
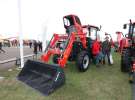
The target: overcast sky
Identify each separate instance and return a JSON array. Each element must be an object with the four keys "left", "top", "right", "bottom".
[{"left": 0, "top": 0, "right": 135, "bottom": 41}]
